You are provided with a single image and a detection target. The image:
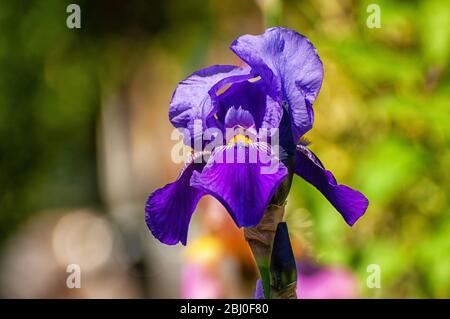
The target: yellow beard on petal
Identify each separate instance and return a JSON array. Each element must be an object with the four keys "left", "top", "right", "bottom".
[{"left": 227, "top": 134, "right": 253, "bottom": 146}]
